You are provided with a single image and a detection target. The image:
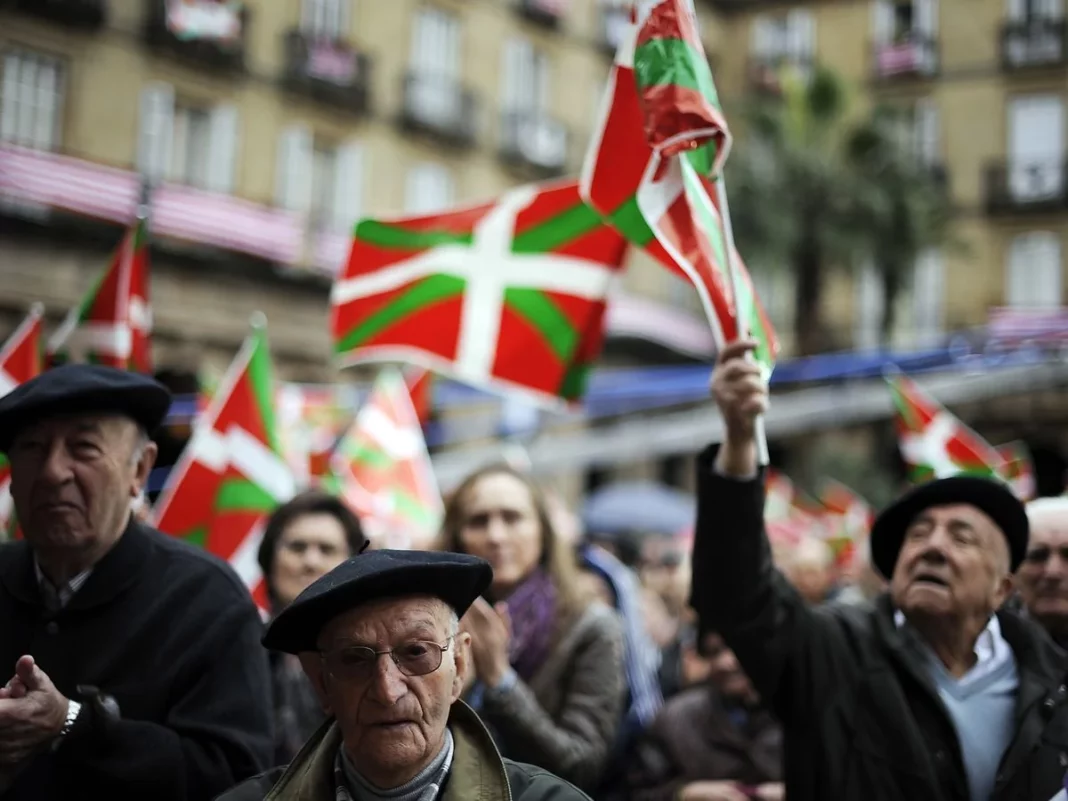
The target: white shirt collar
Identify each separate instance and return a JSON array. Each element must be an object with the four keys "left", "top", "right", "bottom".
[
  {"left": 894, "top": 610, "right": 1012, "bottom": 688},
  {"left": 34, "top": 559, "right": 93, "bottom": 609}
]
